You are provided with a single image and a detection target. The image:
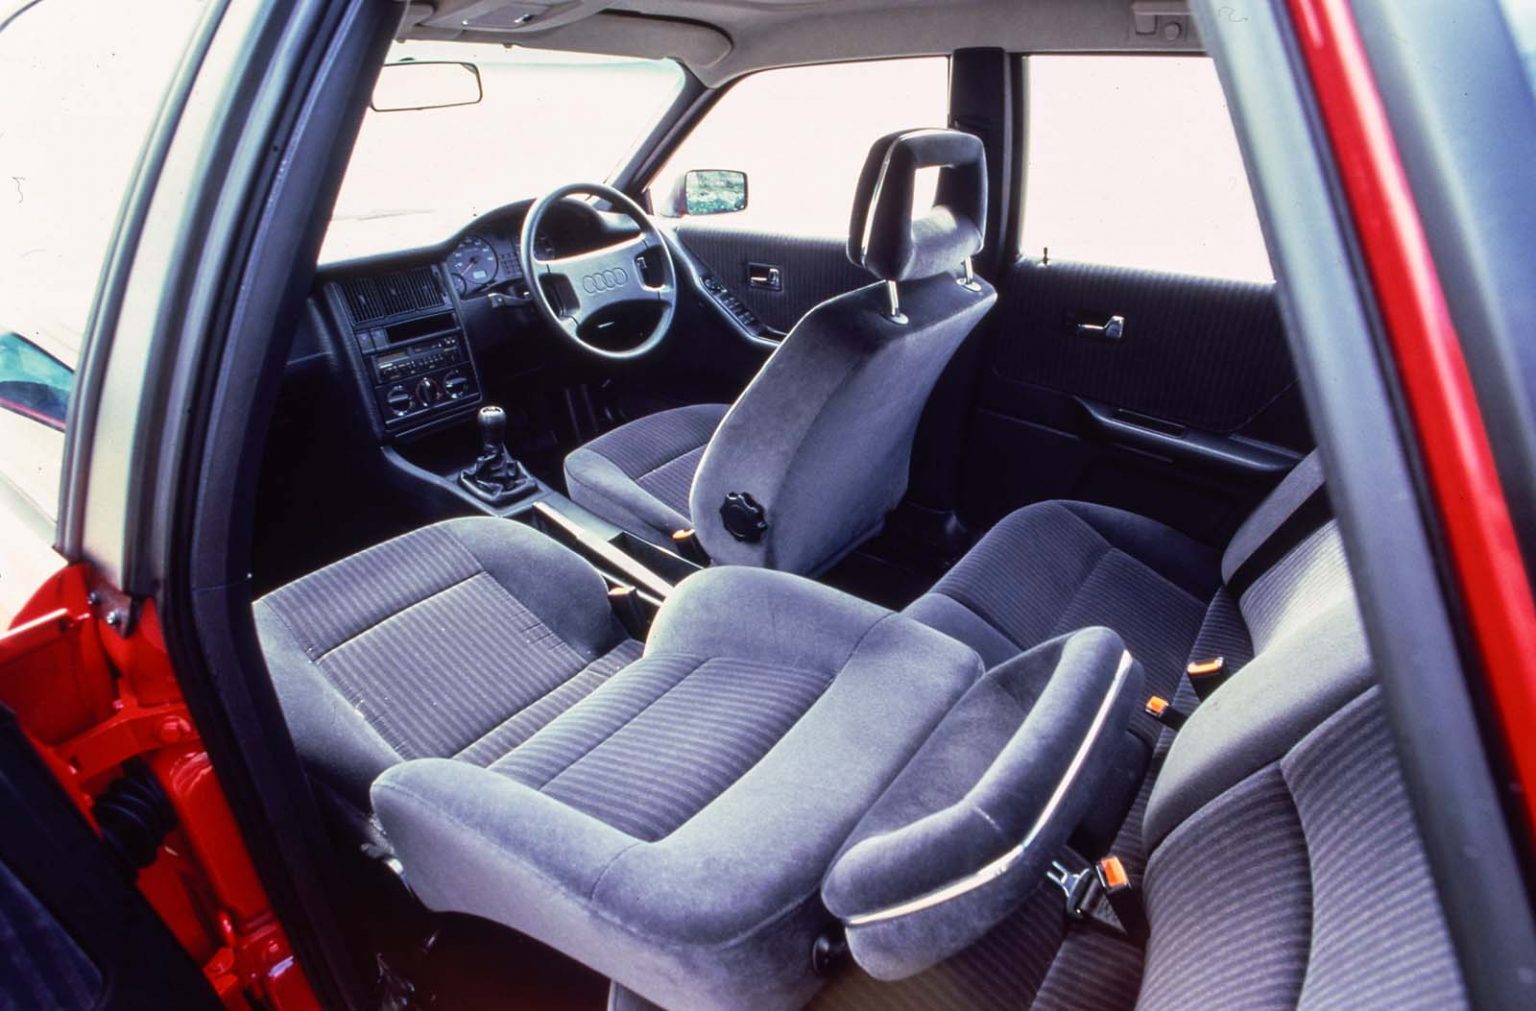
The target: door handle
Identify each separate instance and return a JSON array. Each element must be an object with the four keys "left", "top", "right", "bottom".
[
  {"left": 1073, "top": 314, "right": 1125, "bottom": 340},
  {"left": 747, "top": 262, "right": 782, "bottom": 291}
]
